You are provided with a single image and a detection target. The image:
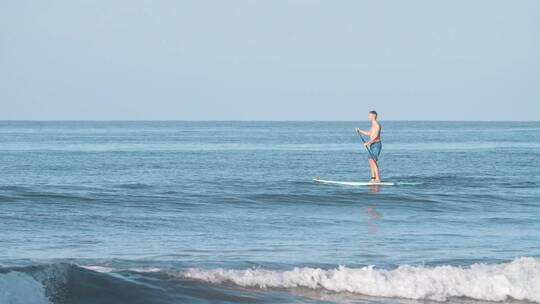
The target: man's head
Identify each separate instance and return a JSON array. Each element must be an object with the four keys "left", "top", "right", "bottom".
[{"left": 368, "top": 110, "right": 378, "bottom": 121}]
